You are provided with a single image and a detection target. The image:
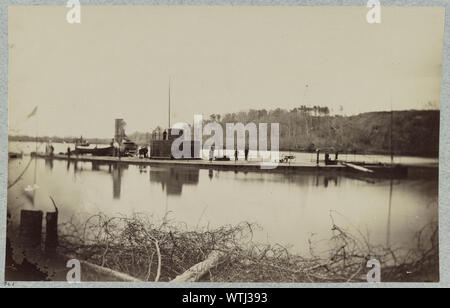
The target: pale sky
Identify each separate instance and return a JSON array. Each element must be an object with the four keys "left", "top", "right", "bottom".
[{"left": 8, "top": 6, "right": 445, "bottom": 138}]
